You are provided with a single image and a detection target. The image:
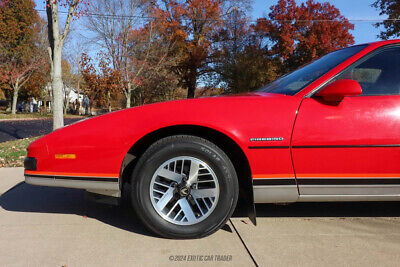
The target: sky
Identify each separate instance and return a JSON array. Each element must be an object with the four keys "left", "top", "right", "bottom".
[
  {"left": 35, "top": 0, "right": 387, "bottom": 45},
  {"left": 34, "top": 0, "right": 387, "bottom": 60},
  {"left": 252, "top": 0, "right": 385, "bottom": 44}
]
